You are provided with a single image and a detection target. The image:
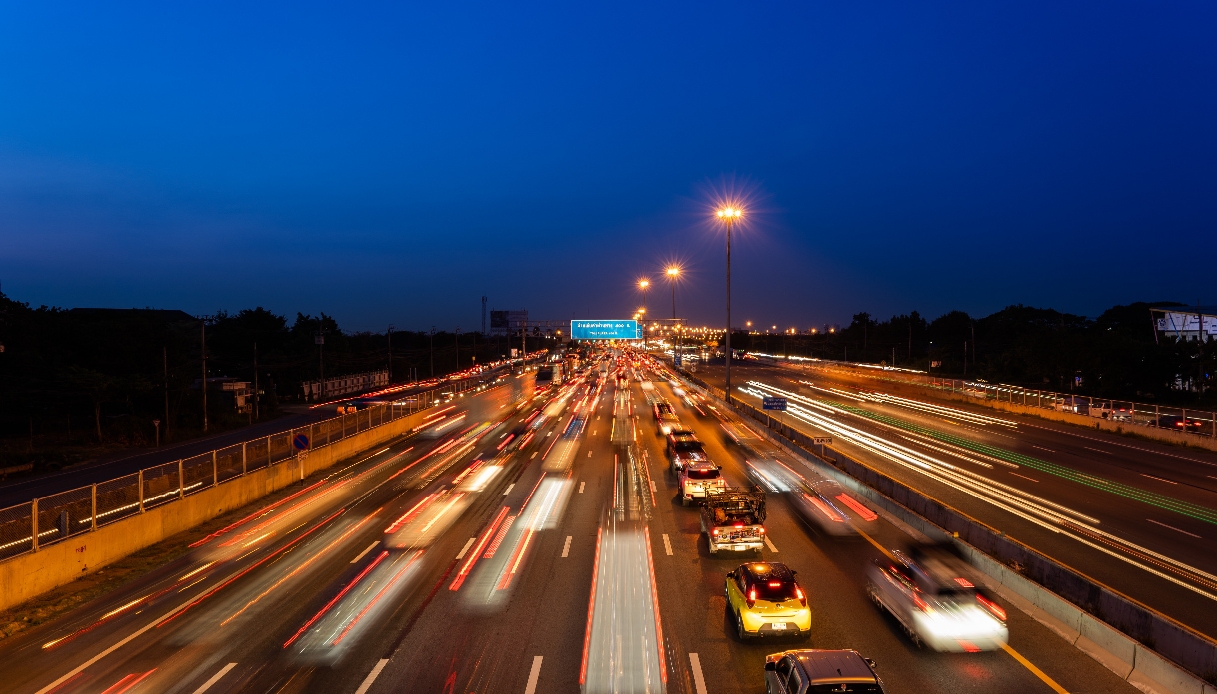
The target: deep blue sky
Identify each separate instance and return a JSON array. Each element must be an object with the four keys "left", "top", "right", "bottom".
[{"left": 2, "top": 1, "right": 1214, "bottom": 332}]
